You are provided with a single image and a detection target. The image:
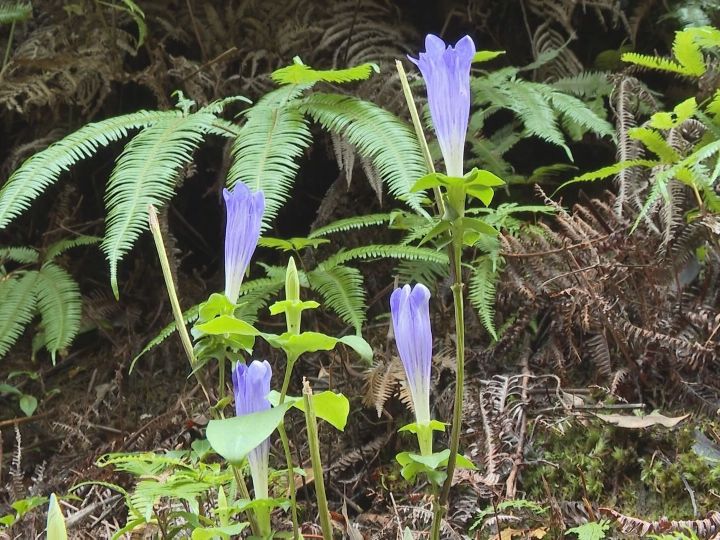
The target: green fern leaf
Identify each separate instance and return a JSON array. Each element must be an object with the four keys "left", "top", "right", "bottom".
[
  {"left": 227, "top": 85, "right": 312, "bottom": 224},
  {"left": 324, "top": 244, "right": 448, "bottom": 267},
  {"left": 395, "top": 259, "right": 448, "bottom": 285},
  {"left": 621, "top": 52, "right": 688, "bottom": 75},
  {"left": 0, "top": 271, "right": 38, "bottom": 357},
  {"left": 468, "top": 257, "right": 499, "bottom": 340},
  {"left": 551, "top": 72, "right": 612, "bottom": 99},
  {"left": 234, "top": 277, "right": 284, "bottom": 324},
  {"left": 35, "top": 263, "right": 81, "bottom": 359},
  {"left": 43, "top": 235, "right": 101, "bottom": 261},
  {"left": 0, "top": 246, "right": 38, "bottom": 264},
  {"left": 308, "top": 264, "right": 366, "bottom": 333},
  {"left": 130, "top": 304, "right": 200, "bottom": 372},
  {"left": 0, "top": 1, "right": 31, "bottom": 24},
  {"left": 0, "top": 110, "right": 177, "bottom": 230},
  {"left": 272, "top": 59, "right": 378, "bottom": 85},
  {"left": 300, "top": 93, "right": 426, "bottom": 213},
  {"left": 708, "top": 90, "right": 720, "bottom": 119},
  {"left": 549, "top": 92, "right": 614, "bottom": 139},
  {"left": 103, "top": 113, "right": 215, "bottom": 297},
  {"left": 557, "top": 159, "right": 658, "bottom": 191},
  {"left": 628, "top": 127, "right": 680, "bottom": 162},
  {"left": 308, "top": 213, "right": 393, "bottom": 238},
  {"left": 672, "top": 28, "right": 706, "bottom": 75}
]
